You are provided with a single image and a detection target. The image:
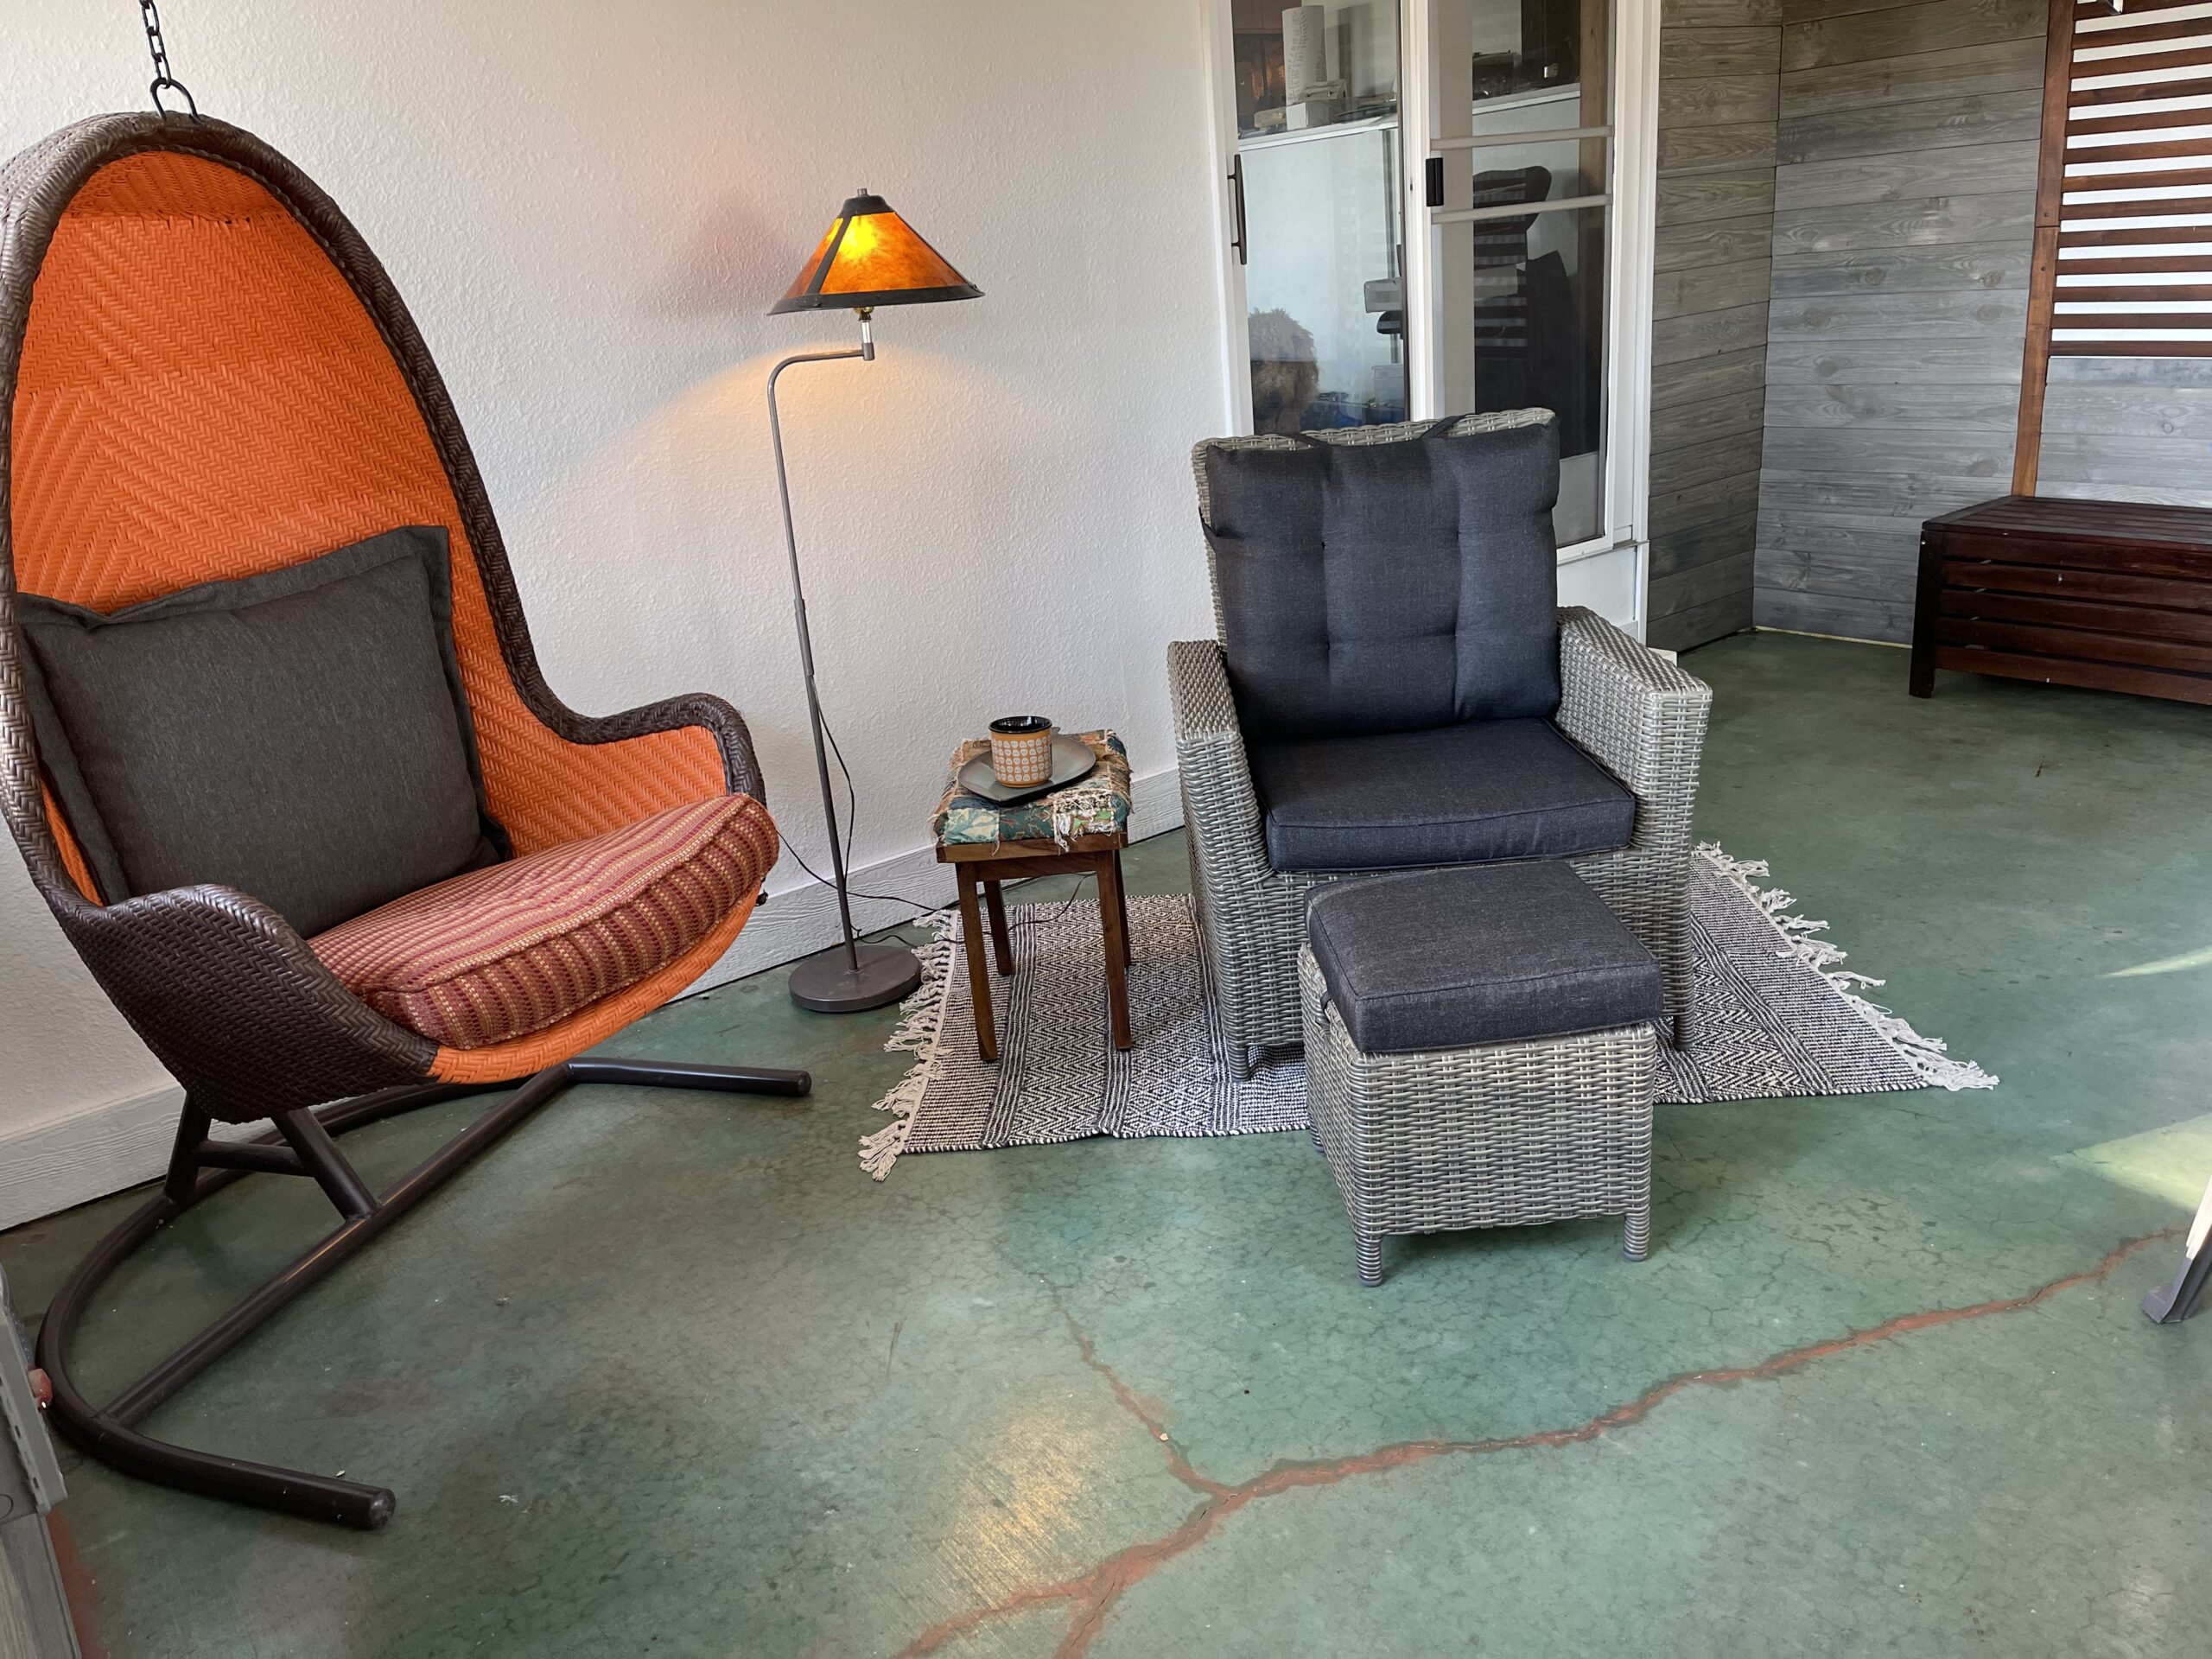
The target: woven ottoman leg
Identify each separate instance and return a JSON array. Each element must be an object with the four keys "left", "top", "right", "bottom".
[
  {"left": 1356, "top": 1230, "right": 1383, "bottom": 1287},
  {"left": 1624, "top": 1205, "right": 1650, "bottom": 1262}
]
